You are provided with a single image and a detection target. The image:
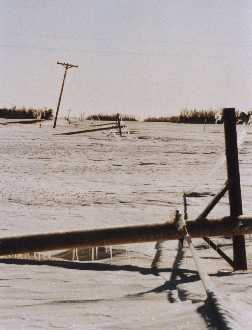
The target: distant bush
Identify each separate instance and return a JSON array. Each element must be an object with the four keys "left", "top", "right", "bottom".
[
  {"left": 144, "top": 109, "right": 218, "bottom": 124},
  {"left": 178, "top": 109, "right": 217, "bottom": 124},
  {"left": 144, "top": 116, "right": 177, "bottom": 122},
  {"left": 86, "top": 113, "right": 137, "bottom": 121},
  {"left": 0, "top": 107, "right": 53, "bottom": 120}
]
